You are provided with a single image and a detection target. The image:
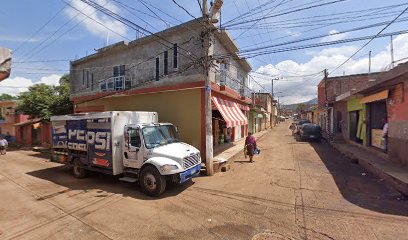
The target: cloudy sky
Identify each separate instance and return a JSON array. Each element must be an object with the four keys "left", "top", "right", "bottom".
[{"left": 1, "top": 0, "right": 408, "bottom": 104}]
